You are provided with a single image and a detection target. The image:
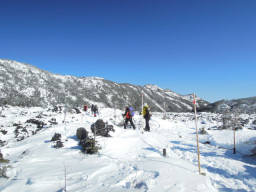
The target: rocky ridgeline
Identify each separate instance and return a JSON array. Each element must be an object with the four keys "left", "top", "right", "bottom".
[
  {"left": 0, "top": 59, "right": 209, "bottom": 112},
  {"left": 199, "top": 97, "right": 256, "bottom": 114}
]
